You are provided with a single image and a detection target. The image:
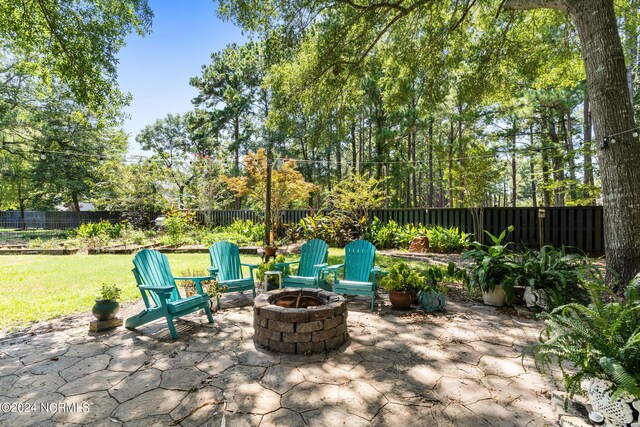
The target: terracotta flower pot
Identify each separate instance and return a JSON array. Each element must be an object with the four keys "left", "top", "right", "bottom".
[{"left": 389, "top": 290, "right": 413, "bottom": 310}]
